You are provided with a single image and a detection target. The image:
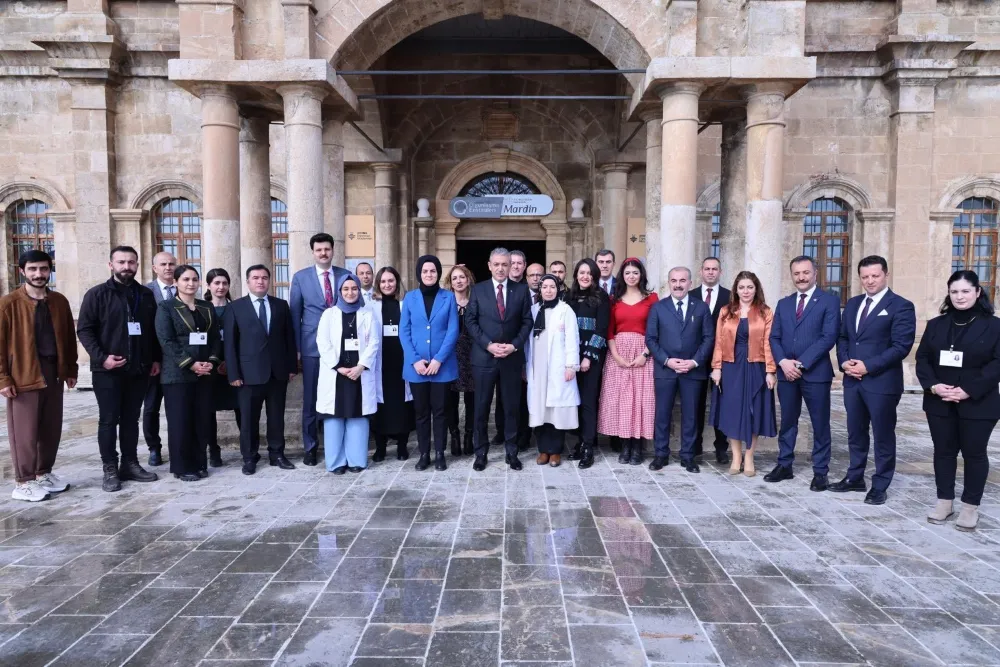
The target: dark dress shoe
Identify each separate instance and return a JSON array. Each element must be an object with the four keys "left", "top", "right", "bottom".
[
  {"left": 864, "top": 489, "right": 887, "bottom": 505},
  {"left": 506, "top": 455, "right": 522, "bottom": 471},
  {"left": 119, "top": 460, "right": 158, "bottom": 482},
  {"left": 829, "top": 476, "right": 867, "bottom": 493},
  {"left": 348, "top": 466, "right": 364, "bottom": 473},
  {"left": 209, "top": 453, "right": 224, "bottom": 468},
  {"left": 716, "top": 450, "right": 731, "bottom": 465},
  {"left": 331, "top": 465, "right": 347, "bottom": 475},
  {"left": 269, "top": 456, "right": 296, "bottom": 470},
  {"left": 196, "top": 468, "right": 208, "bottom": 479},
  {"left": 683, "top": 461, "right": 700, "bottom": 473},
  {"left": 763, "top": 465, "right": 794, "bottom": 483},
  {"left": 415, "top": 453, "right": 431, "bottom": 471},
  {"left": 397, "top": 446, "right": 410, "bottom": 461},
  {"left": 303, "top": 450, "right": 318, "bottom": 466},
  {"left": 810, "top": 474, "right": 829, "bottom": 491},
  {"left": 174, "top": 473, "right": 199, "bottom": 482},
  {"left": 566, "top": 444, "right": 583, "bottom": 461},
  {"left": 578, "top": 449, "right": 594, "bottom": 470},
  {"left": 629, "top": 440, "right": 644, "bottom": 466},
  {"left": 649, "top": 457, "right": 668, "bottom": 471},
  {"left": 435, "top": 452, "right": 447, "bottom": 471},
  {"left": 473, "top": 455, "right": 488, "bottom": 472},
  {"left": 372, "top": 448, "right": 386, "bottom": 463},
  {"left": 242, "top": 460, "right": 257, "bottom": 475},
  {"left": 147, "top": 449, "right": 163, "bottom": 467}
]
